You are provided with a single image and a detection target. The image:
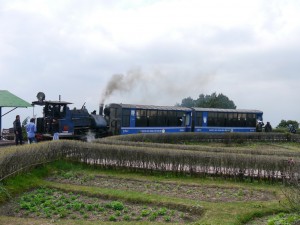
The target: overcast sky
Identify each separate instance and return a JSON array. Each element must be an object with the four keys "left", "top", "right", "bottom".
[{"left": 1, "top": 0, "right": 300, "bottom": 129}]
